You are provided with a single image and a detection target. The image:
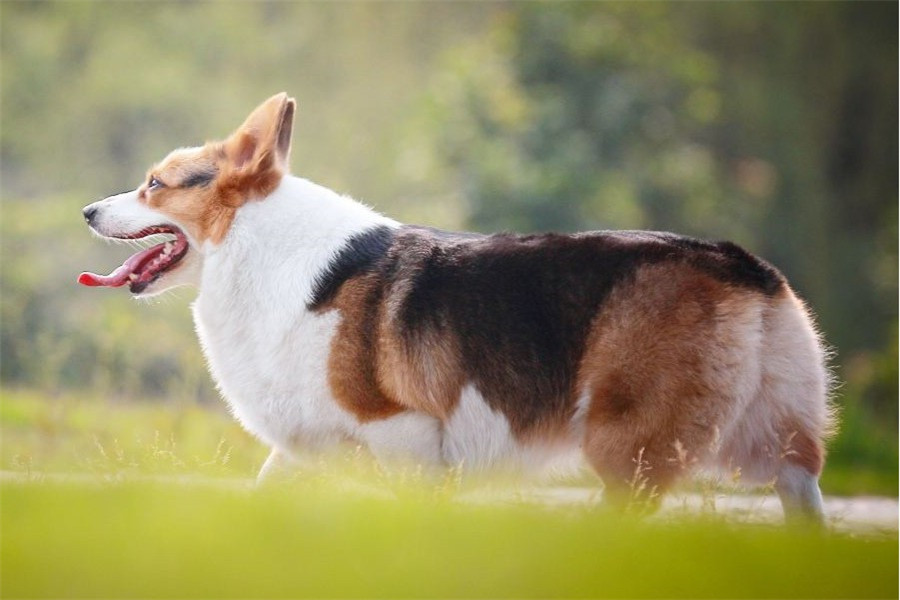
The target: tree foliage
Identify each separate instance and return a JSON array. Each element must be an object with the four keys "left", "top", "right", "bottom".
[
  {"left": 419, "top": 3, "right": 897, "bottom": 362},
  {"left": 0, "top": 2, "right": 895, "bottom": 446}
]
